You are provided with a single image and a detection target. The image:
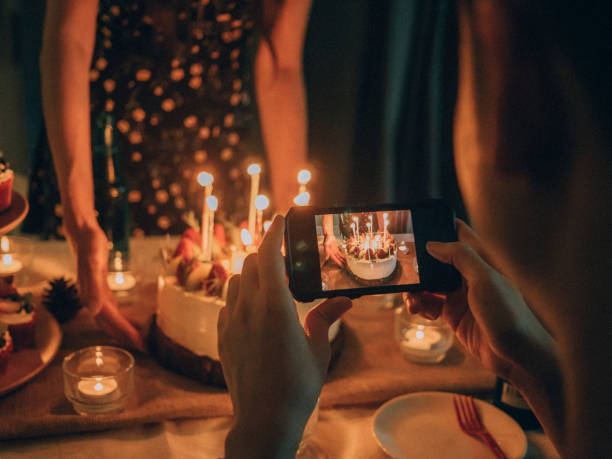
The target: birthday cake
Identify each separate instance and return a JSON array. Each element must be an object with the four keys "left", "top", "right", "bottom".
[
  {"left": 346, "top": 232, "right": 397, "bottom": 281},
  {"left": 0, "top": 155, "right": 14, "bottom": 213},
  {"left": 152, "top": 228, "right": 343, "bottom": 386}
]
